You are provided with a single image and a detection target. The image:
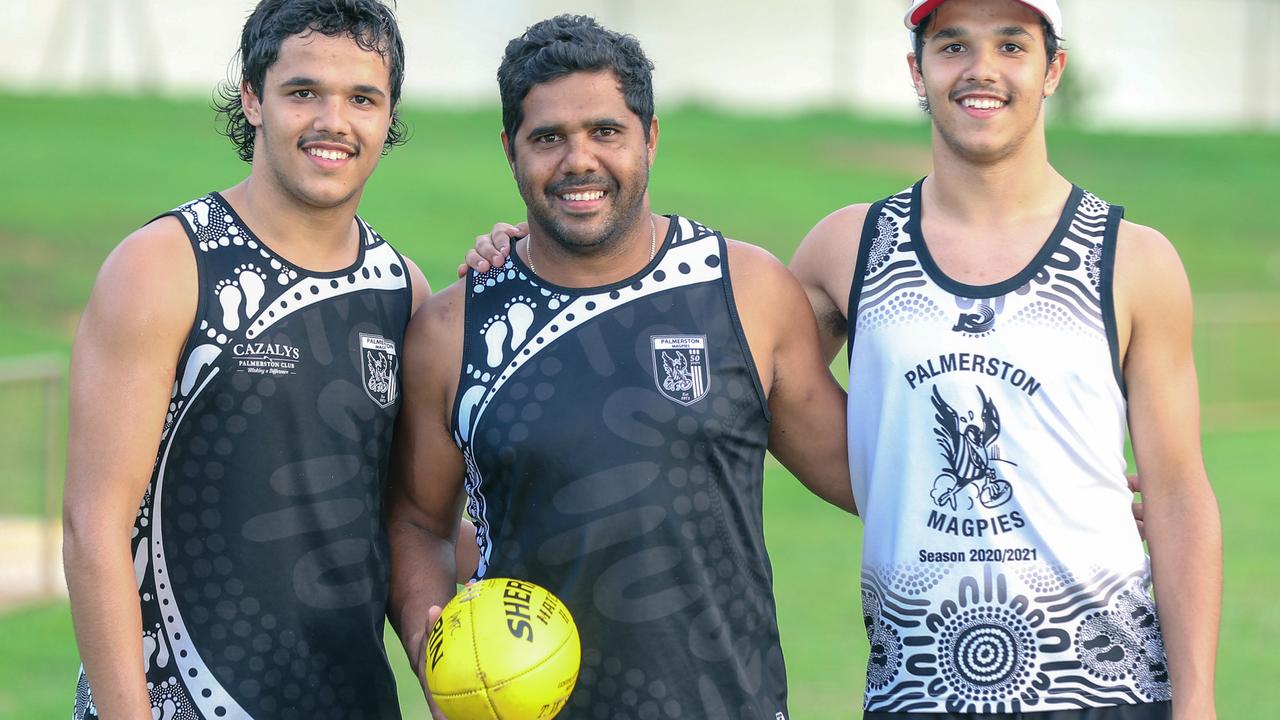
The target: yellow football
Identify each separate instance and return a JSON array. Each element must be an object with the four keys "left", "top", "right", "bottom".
[{"left": 426, "top": 578, "right": 581, "bottom": 719}]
